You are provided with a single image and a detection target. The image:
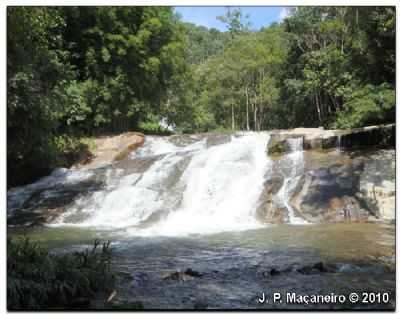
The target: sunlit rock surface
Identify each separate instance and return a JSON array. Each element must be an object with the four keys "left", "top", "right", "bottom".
[
  {"left": 258, "top": 148, "right": 395, "bottom": 223},
  {"left": 8, "top": 130, "right": 395, "bottom": 228},
  {"left": 267, "top": 124, "right": 395, "bottom": 156}
]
